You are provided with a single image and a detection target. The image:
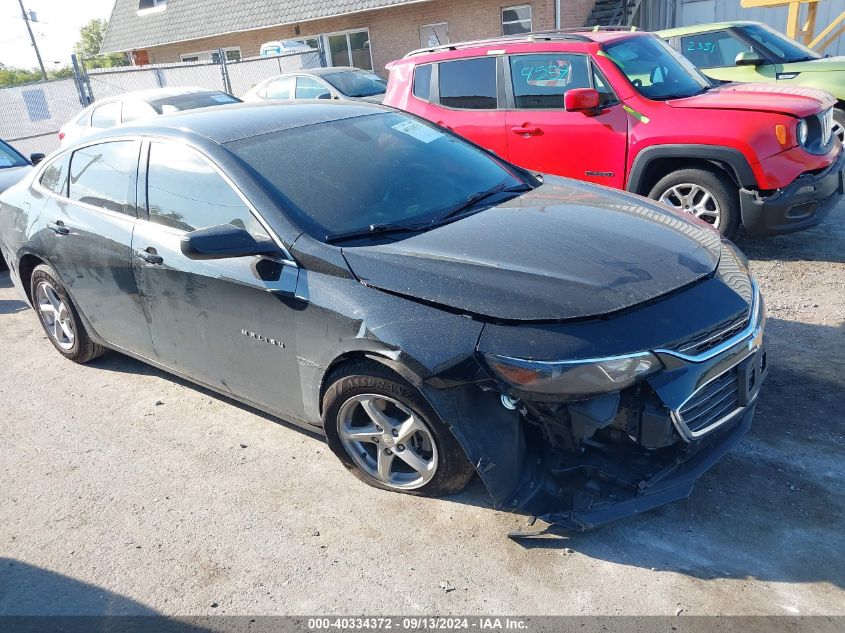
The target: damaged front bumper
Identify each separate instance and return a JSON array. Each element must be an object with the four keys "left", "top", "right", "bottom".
[{"left": 426, "top": 277, "right": 767, "bottom": 533}]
